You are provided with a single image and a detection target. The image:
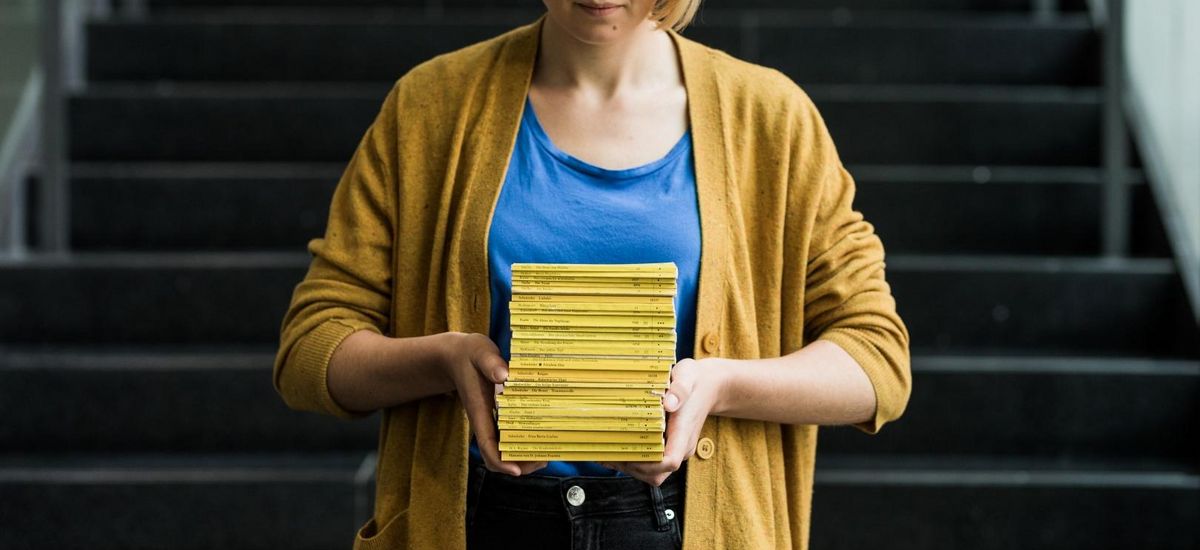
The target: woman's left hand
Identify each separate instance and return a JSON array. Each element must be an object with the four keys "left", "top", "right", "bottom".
[{"left": 600, "top": 357, "right": 728, "bottom": 487}]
